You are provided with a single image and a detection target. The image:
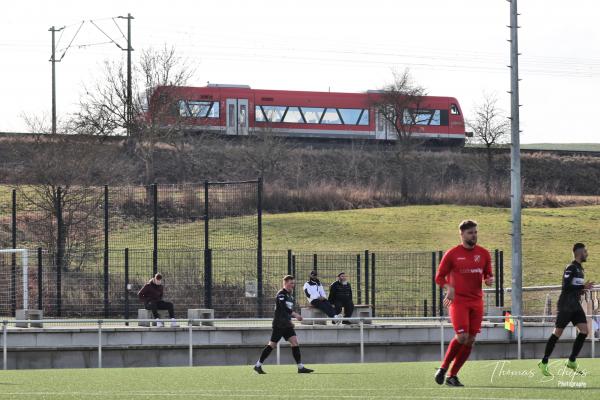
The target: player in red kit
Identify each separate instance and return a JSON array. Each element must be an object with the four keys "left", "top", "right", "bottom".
[{"left": 433, "top": 220, "right": 494, "bottom": 387}]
